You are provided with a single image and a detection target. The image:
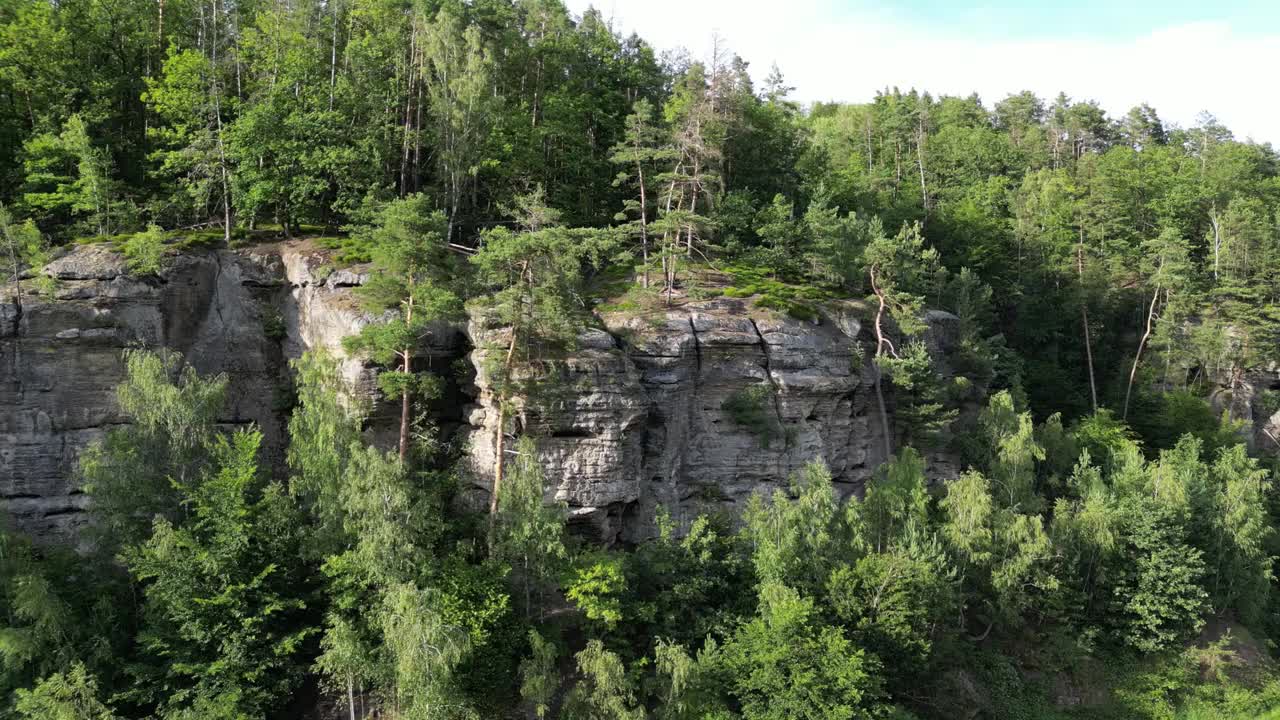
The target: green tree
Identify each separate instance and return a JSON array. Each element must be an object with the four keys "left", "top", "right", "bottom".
[
  {"left": 1122, "top": 226, "right": 1192, "bottom": 420},
  {"left": 492, "top": 437, "right": 567, "bottom": 620},
  {"left": 59, "top": 115, "right": 121, "bottom": 237},
  {"left": 803, "top": 187, "right": 870, "bottom": 290},
  {"left": 315, "top": 614, "right": 375, "bottom": 720},
  {"left": 562, "top": 639, "right": 643, "bottom": 720},
  {"left": 13, "top": 663, "right": 120, "bottom": 720},
  {"left": 878, "top": 341, "right": 957, "bottom": 449},
  {"left": 421, "top": 6, "right": 495, "bottom": 242},
  {"left": 379, "top": 582, "right": 473, "bottom": 719},
  {"left": 518, "top": 630, "right": 559, "bottom": 720},
  {"left": 0, "top": 529, "right": 127, "bottom": 704},
  {"left": 123, "top": 429, "right": 313, "bottom": 717},
  {"left": 610, "top": 98, "right": 675, "bottom": 288},
  {"left": 287, "top": 349, "right": 365, "bottom": 554},
  {"left": 979, "top": 390, "right": 1046, "bottom": 510},
  {"left": 144, "top": 47, "right": 233, "bottom": 239},
  {"left": 343, "top": 194, "right": 461, "bottom": 463},
  {"left": 1207, "top": 445, "right": 1274, "bottom": 620},
  {"left": 21, "top": 115, "right": 124, "bottom": 236},
  {"left": 863, "top": 220, "right": 939, "bottom": 455},
  {"left": 1, "top": 202, "right": 53, "bottom": 304},
  {"left": 122, "top": 223, "right": 166, "bottom": 275},
  {"left": 863, "top": 448, "right": 930, "bottom": 553},
  {"left": 468, "top": 188, "right": 612, "bottom": 520},
  {"left": 826, "top": 527, "right": 957, "bottom": 688},
  {"left": 1111, "top": 501, "right": 1208, "bottom": 653},
  {"left": 742, "top": 460, "right": 844, "bottom": 594},
  {"left": 718, "top": 582, "right": 884, "bottom": 720},
  {"left": 80, "top": 349, "right": 227, "bottom": 549}
]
